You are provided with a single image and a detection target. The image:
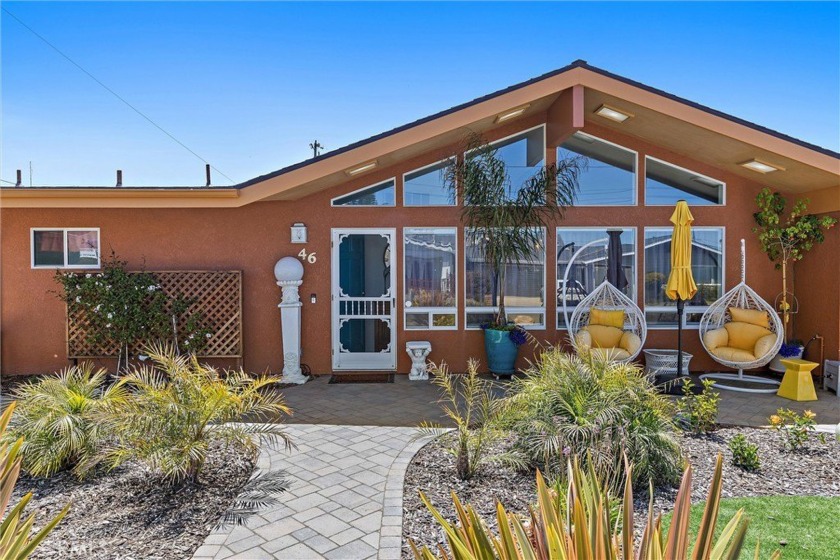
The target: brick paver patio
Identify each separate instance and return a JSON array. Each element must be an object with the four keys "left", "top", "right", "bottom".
[{"left": 193, "top": 424, "right": 435, "bottom": 560}]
